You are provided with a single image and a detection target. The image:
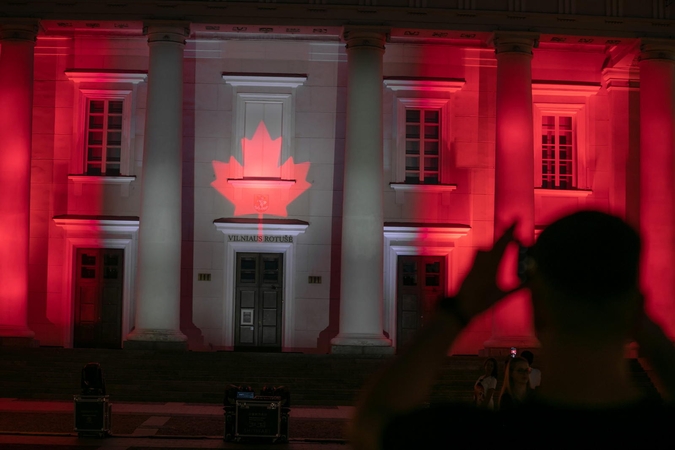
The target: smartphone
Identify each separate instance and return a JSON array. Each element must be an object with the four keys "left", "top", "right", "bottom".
[
  {"left": 510, "top": 347, "right": 517, "bottom": 358},
  {"left": 517, "top": 244, "right": 531, "bottom": 283}
]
